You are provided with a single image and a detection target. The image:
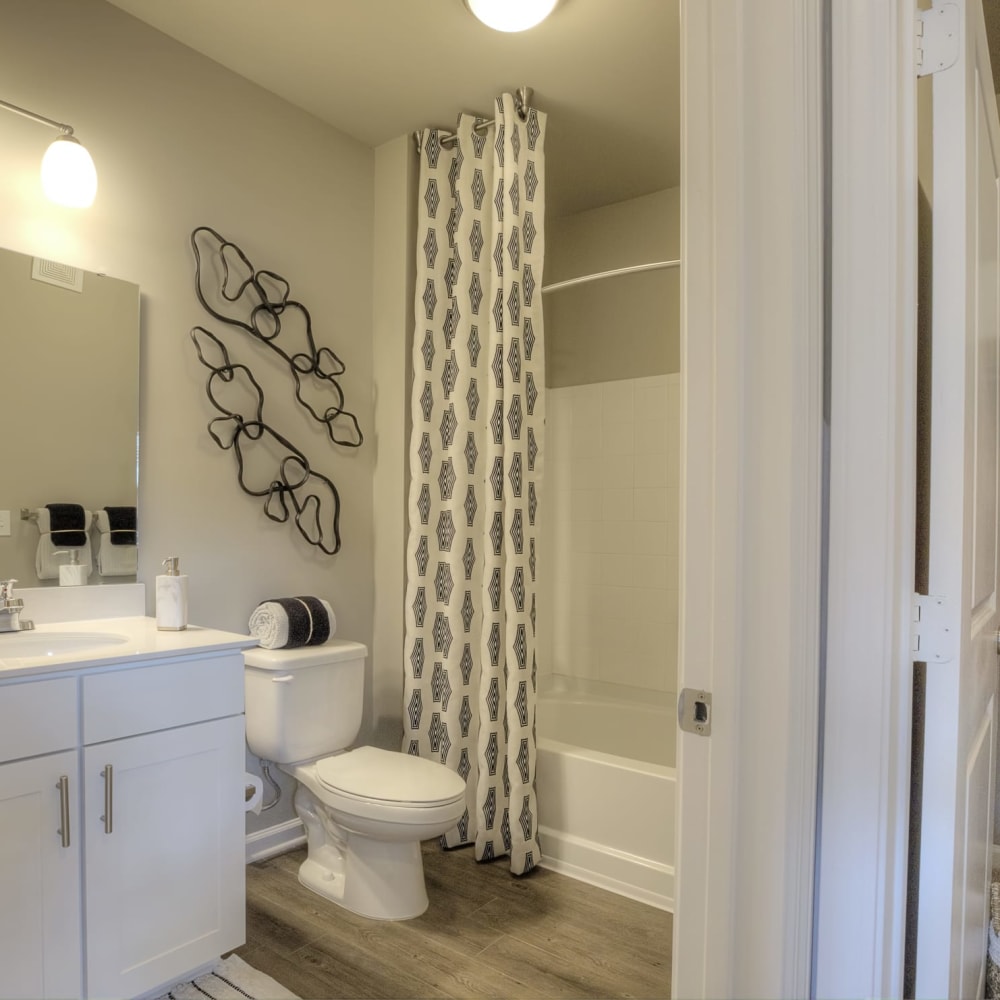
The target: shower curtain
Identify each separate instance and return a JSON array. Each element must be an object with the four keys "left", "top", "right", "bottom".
[{"left": 404, "top": 94, "right": 546, "bottom": 875}]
